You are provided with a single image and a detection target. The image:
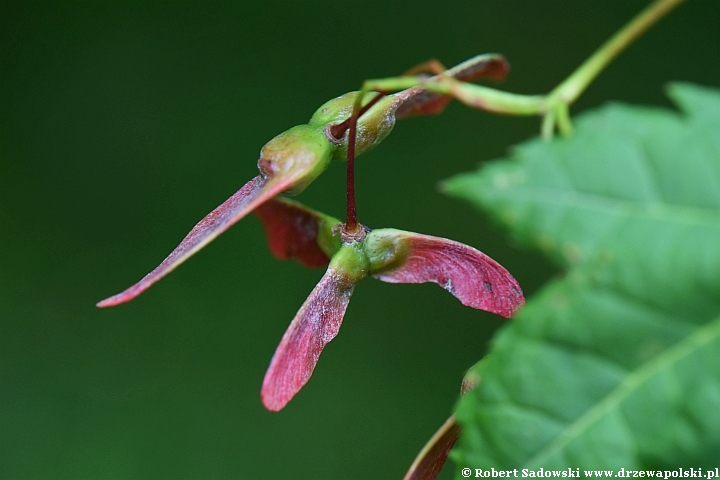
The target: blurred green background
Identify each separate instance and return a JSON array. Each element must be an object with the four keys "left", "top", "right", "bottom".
[{"left": 1, "top": 1, "right": 718, "bottom": 479}]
